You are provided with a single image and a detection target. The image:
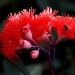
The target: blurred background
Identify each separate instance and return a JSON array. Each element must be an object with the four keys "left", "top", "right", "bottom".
[{"left": 0, "top": 0, "right": 75, "bottom": 75}]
